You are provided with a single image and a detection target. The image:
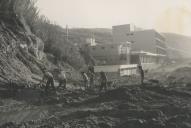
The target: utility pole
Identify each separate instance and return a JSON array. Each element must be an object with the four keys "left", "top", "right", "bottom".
[
  {"left": 91, "top": 32, "right": 95, "bottom": 45},
  {"left": 66, "top": 25, "right": 69, "bottom": 43}
]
